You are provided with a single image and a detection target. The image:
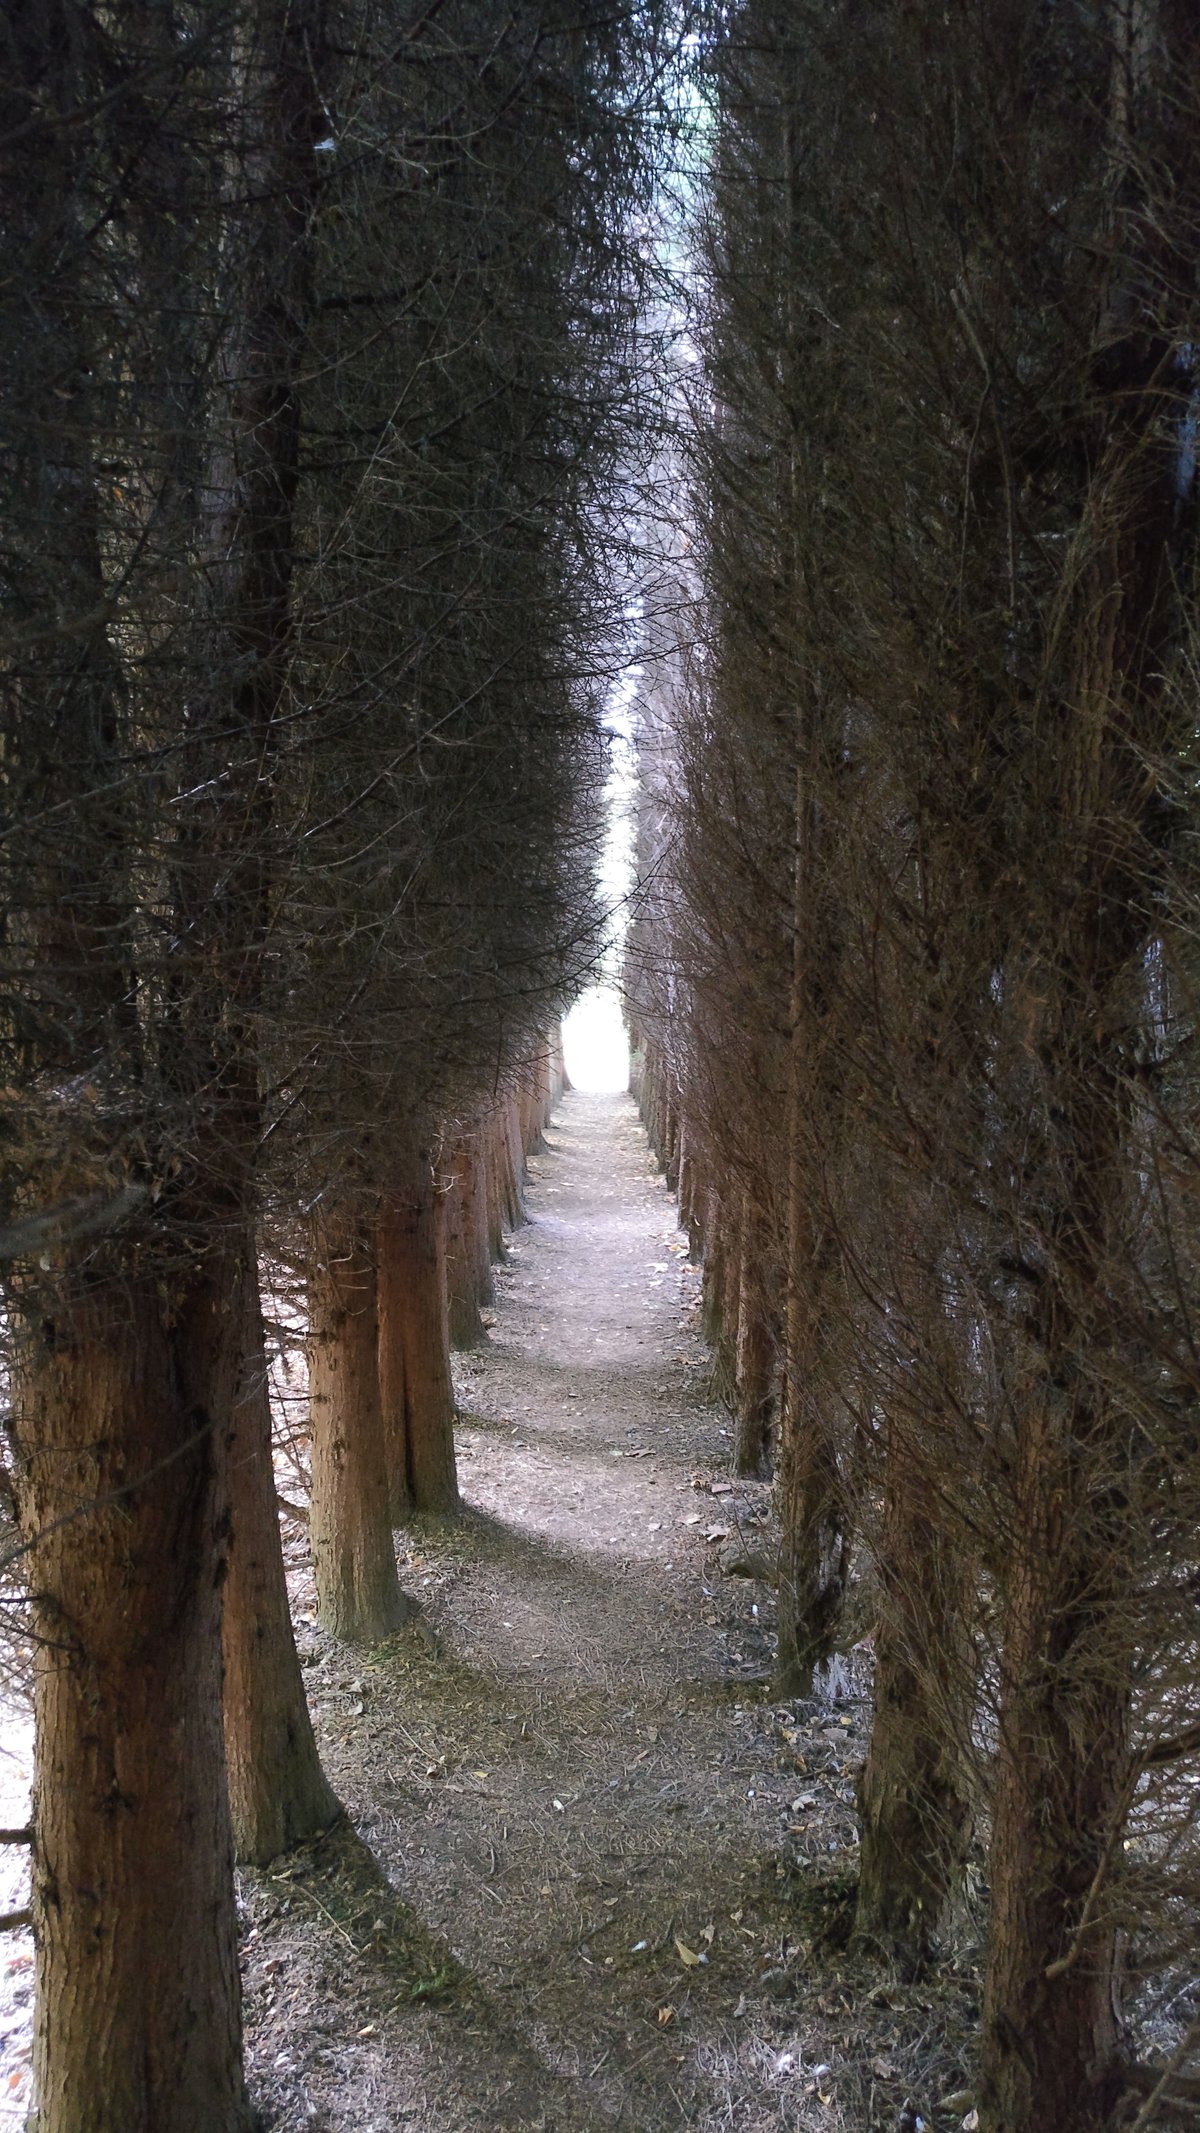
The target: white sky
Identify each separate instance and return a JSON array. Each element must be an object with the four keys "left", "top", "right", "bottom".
[{"left": 563, "top": 662, "right": 640, "bottom": 1091}]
